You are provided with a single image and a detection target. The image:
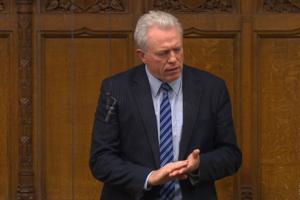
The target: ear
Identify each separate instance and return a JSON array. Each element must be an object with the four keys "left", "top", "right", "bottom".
[{"left": 136, "top": 49, "right": 147, "bottom": 63}]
